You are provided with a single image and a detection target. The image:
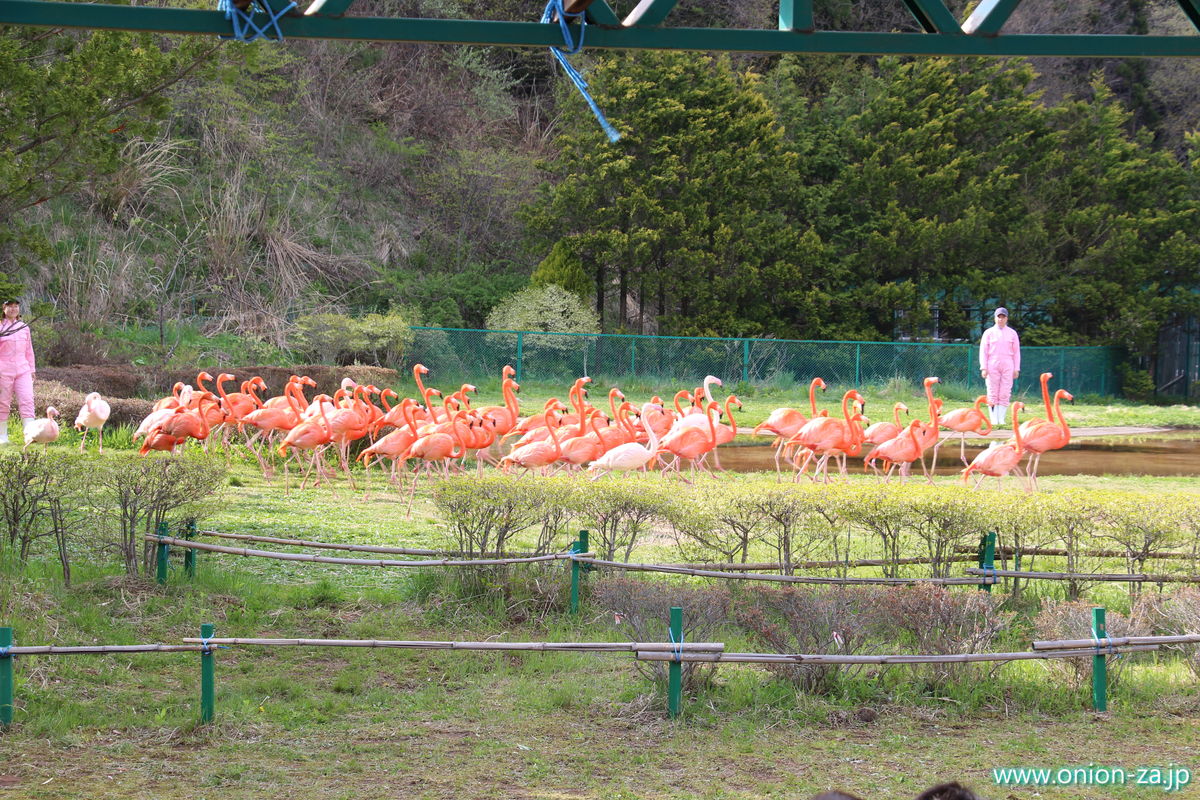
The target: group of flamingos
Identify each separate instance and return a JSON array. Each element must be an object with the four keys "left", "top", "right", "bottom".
[
  {"left": 127, "top": 366, "right": 1073, "bottom": 498},
  {"left": 754, "top": 373, "right": 1073, "bottom": 491}
]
